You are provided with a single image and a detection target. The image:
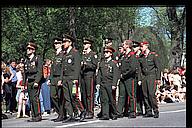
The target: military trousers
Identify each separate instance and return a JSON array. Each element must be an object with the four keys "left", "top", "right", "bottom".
[
  {"left": 62, "top": 78, "right": 84, "bottom": 117},
  {"left": 100, "top": 84, "right": 117, "bottom": 118},
  {"left": 118, "top": 78, "right": 137, "bottom": 115},
  {"left": 142, "top": 74, "right": 158, "bottom": 114},
  {"left": 50, "top": 76, "right": 66, "bottom": 117},
  {"left": 136, "top": 83, "right": 144, "bottom": 114},
  {"left": 81, "top": 75, "right": 95, "bottom": 115},
  {"left": 27, "top": 80, "right": 41, "bottom": 118},
  {"left": 117, "top": 79, "right": 128, "bottom": 115}
]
